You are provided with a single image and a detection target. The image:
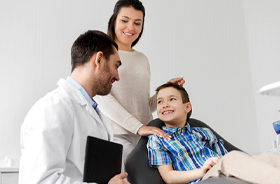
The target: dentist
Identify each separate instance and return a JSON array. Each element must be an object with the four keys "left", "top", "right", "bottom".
[{"left": 19, "top": 30, "right": 130, "bottom": 184}]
